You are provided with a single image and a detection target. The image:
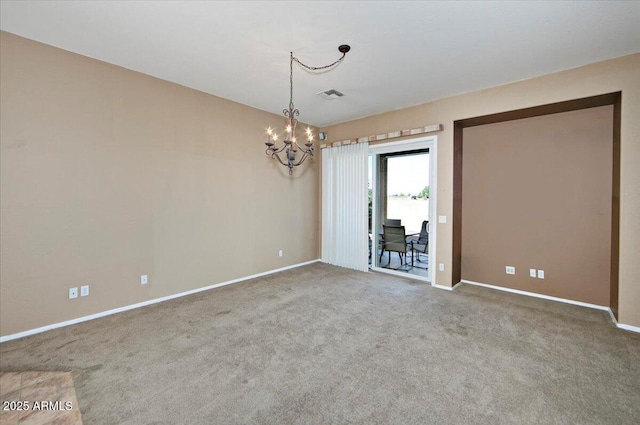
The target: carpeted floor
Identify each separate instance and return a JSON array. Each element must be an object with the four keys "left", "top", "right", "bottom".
[{"left": 1, "top": 263, "right": 639, "bottom": 424}]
